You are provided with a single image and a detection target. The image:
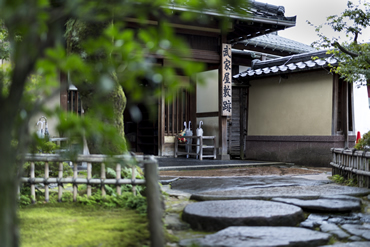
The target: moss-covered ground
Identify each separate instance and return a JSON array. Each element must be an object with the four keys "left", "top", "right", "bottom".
[{"left": 19, "top": 203, "right": 149, "bottom": 247}]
